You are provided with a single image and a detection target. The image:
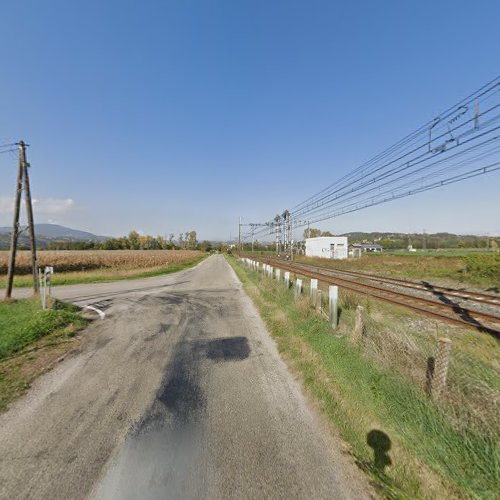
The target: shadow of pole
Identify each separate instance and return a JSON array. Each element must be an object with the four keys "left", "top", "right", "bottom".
[
  {"left": 425, "top": 356, "right": 435, "bottom": 395},
  {"left": 421, "top": 281, "right": 497, "bottom": 336}
]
